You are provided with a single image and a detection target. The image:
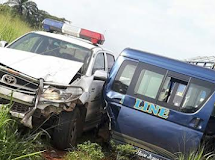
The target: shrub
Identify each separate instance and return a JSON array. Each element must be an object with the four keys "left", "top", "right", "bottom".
[
  {"left": 109, "top": 140, "right": 137, "bottom": 160},
  {"left": 64, "top": 141, "right": 104, "bottom": 160}
]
